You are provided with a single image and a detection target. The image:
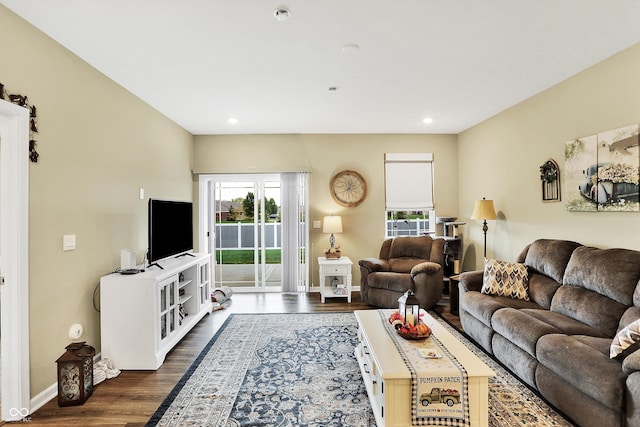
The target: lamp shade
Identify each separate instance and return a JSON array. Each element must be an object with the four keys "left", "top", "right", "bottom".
[
  {"left": 470, "top": 198, "right": 497, "bottom": 220},
  {"left": 323, "top": 215, "right": 343, "bottom": 234}
]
